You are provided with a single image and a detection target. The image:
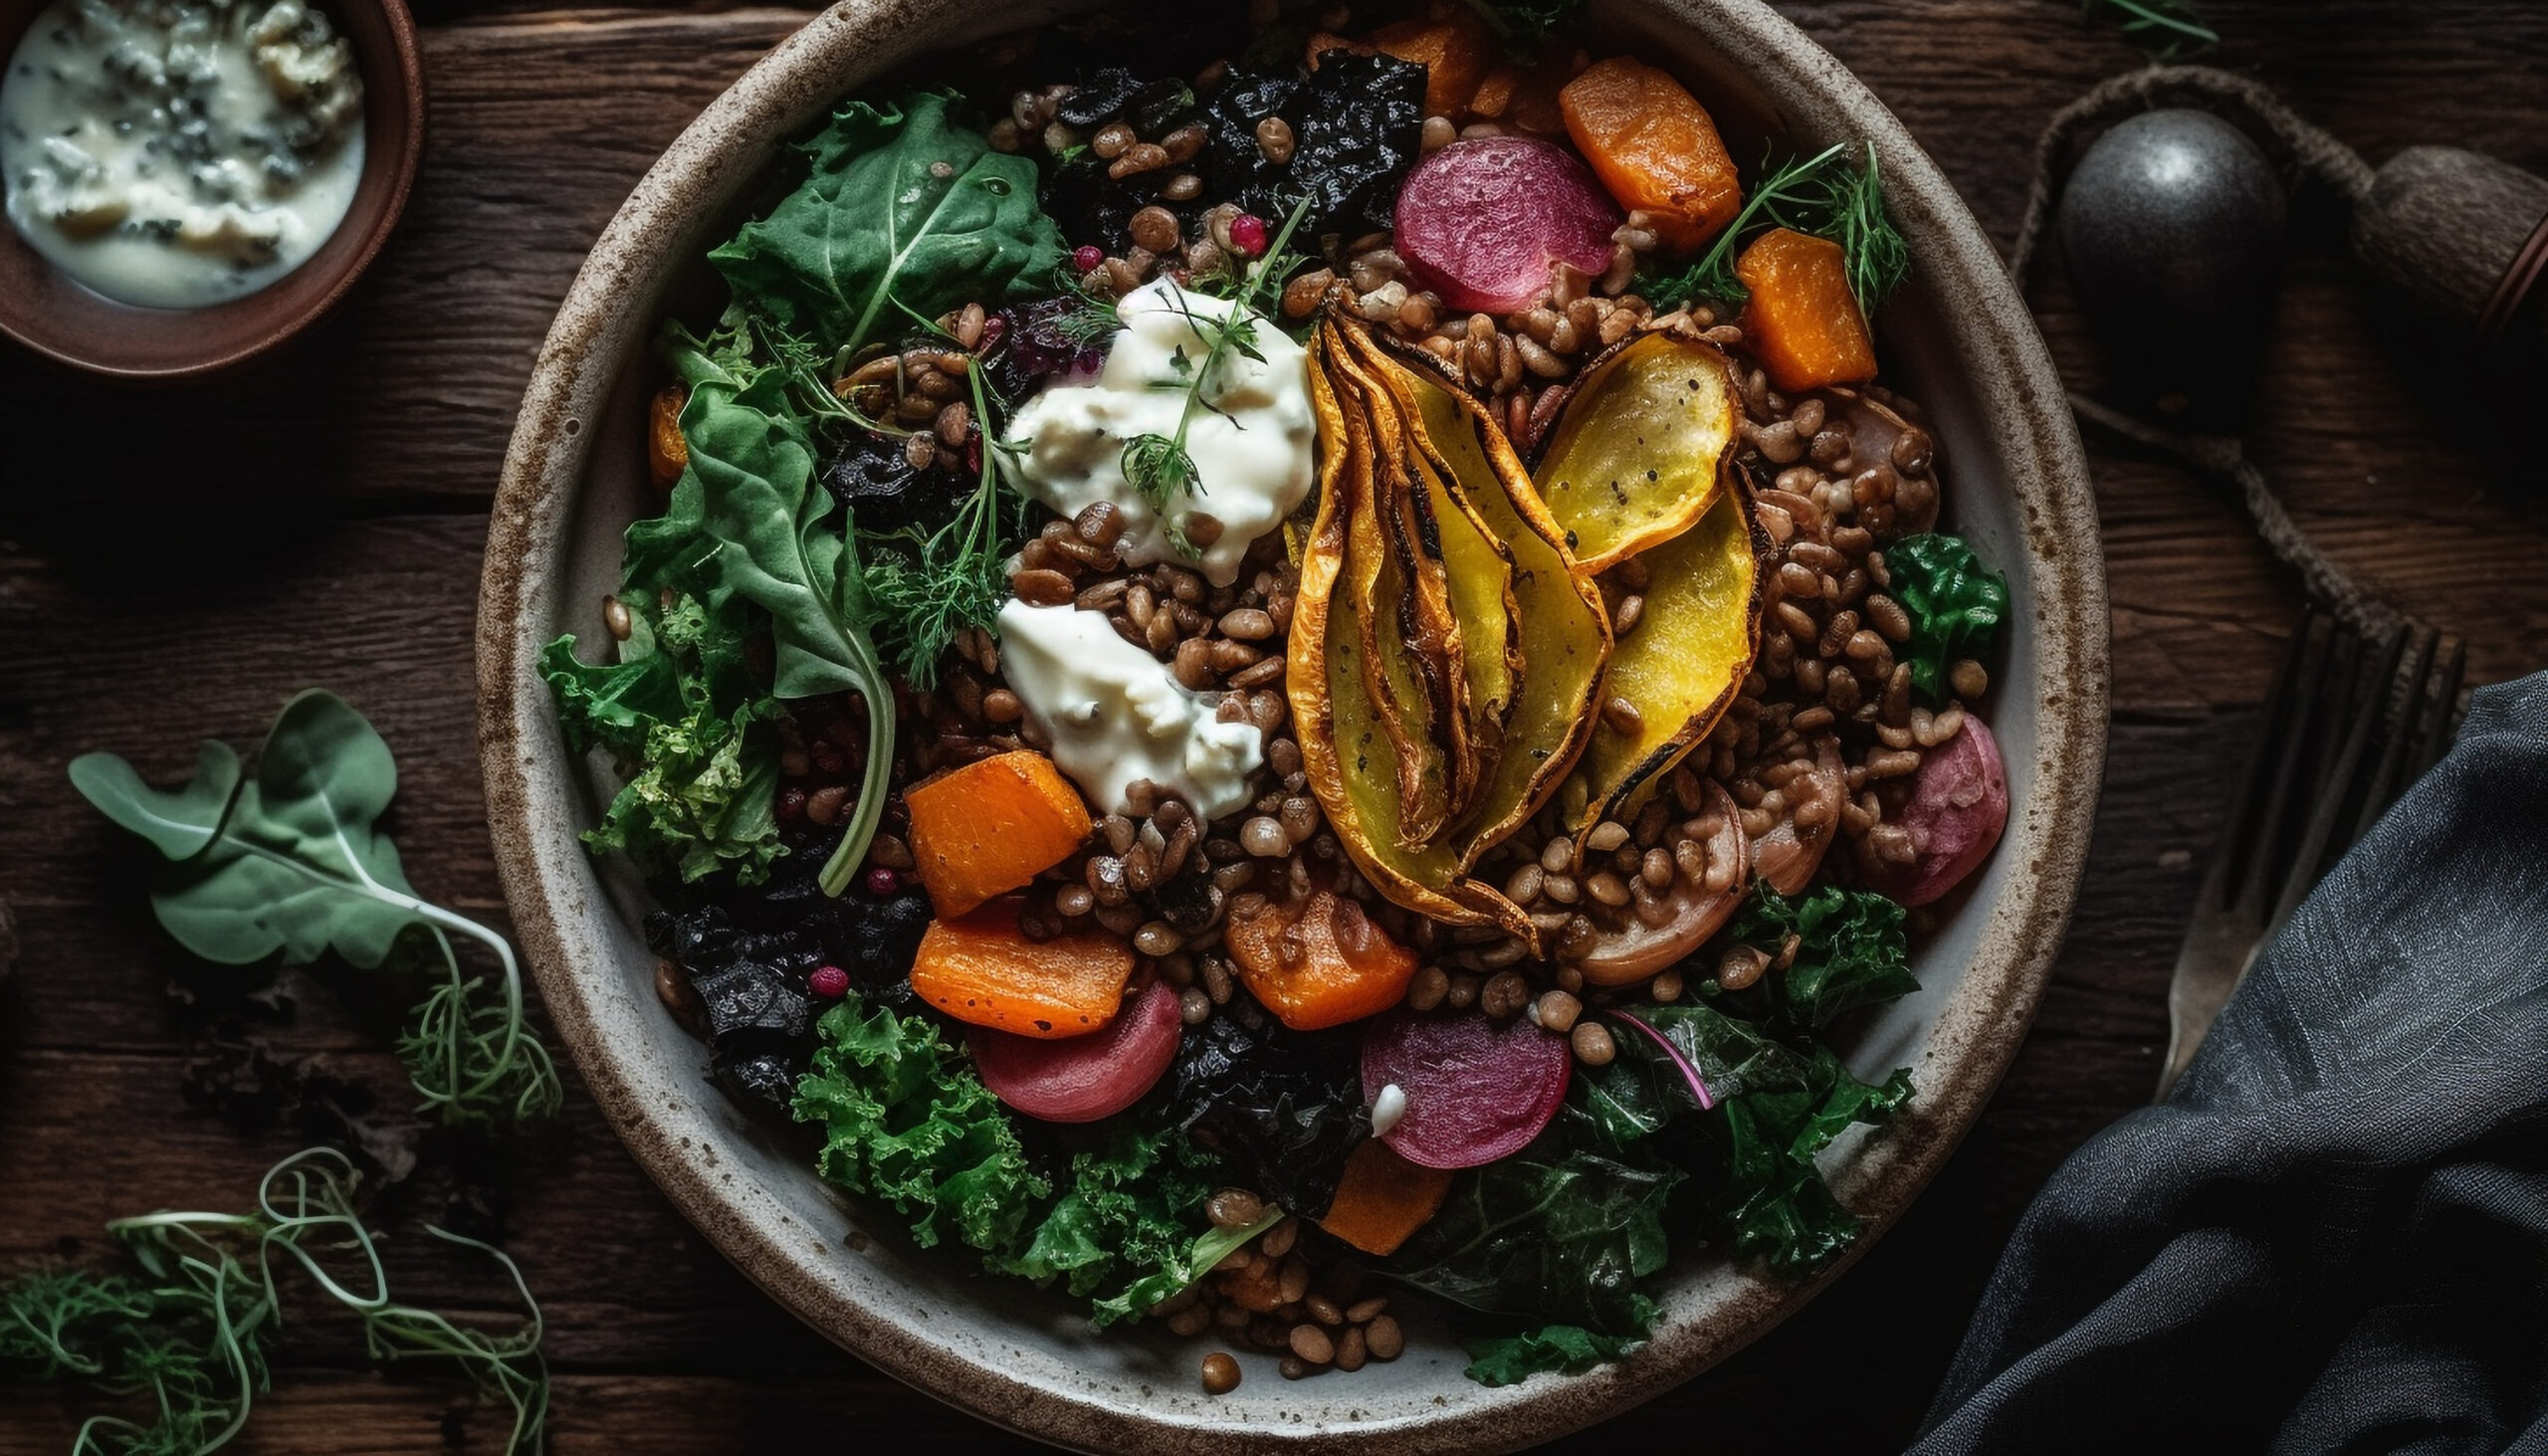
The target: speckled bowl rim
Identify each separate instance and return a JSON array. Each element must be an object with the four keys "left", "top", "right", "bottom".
[{"left": 478, "top": 2, "right": 2108, "bottom": 1449}]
